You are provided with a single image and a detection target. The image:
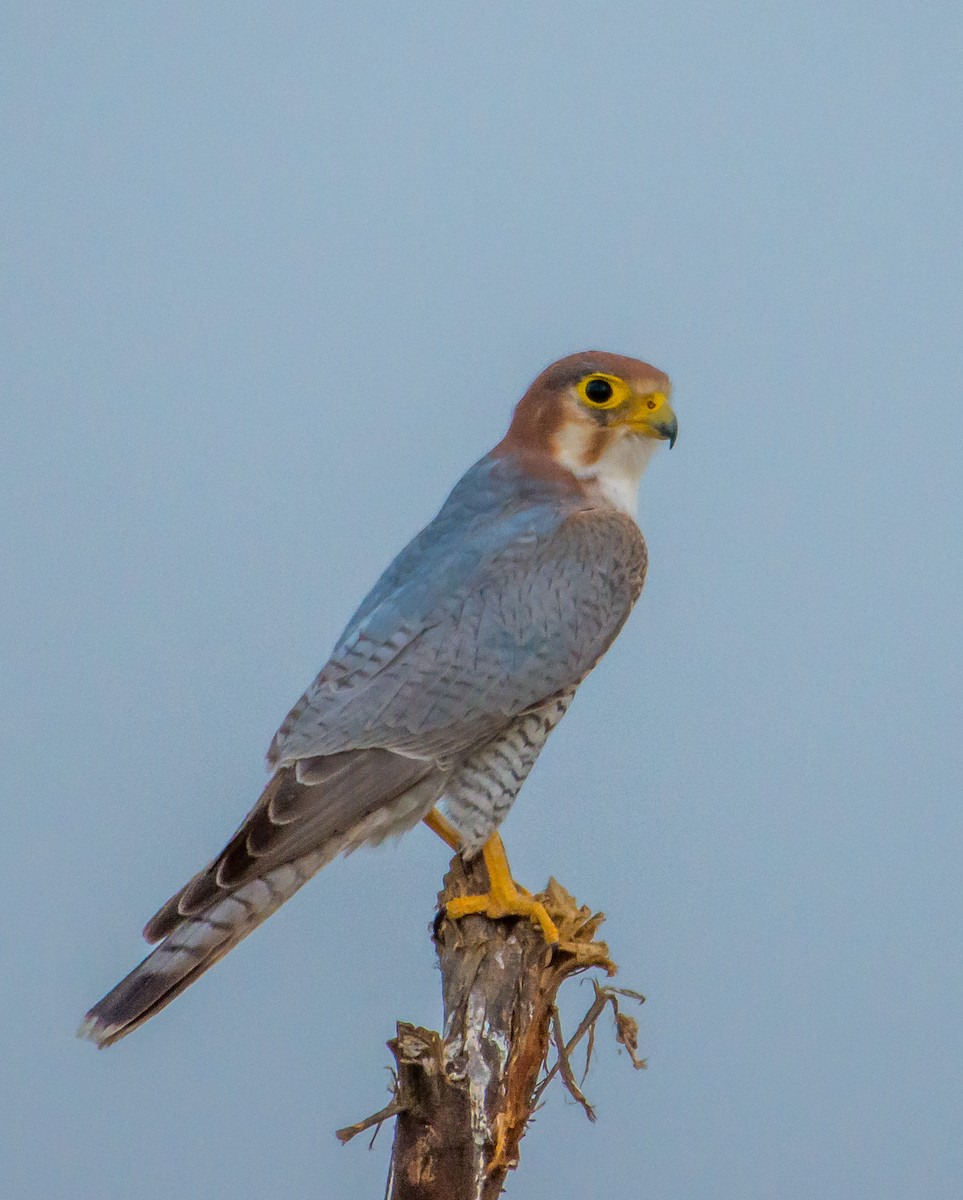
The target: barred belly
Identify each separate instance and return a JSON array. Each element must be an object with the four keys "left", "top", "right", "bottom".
[{"left": 441, "top": 688, "right": 576, "bottom": 853}]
